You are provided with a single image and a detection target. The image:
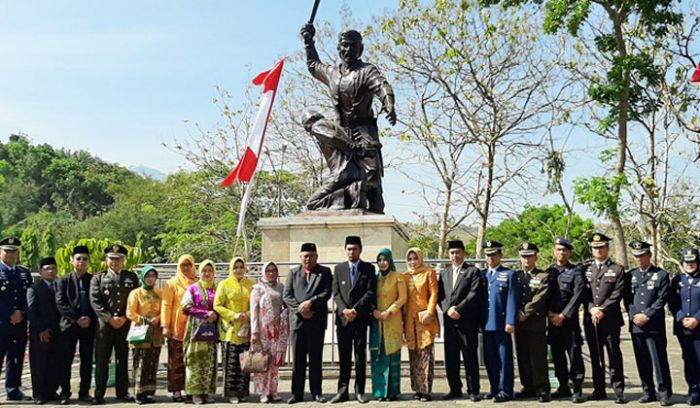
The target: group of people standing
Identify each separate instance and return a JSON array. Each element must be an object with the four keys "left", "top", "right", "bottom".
[{"left": 1, "top": 231, "right": 700, "bottom": 406}]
